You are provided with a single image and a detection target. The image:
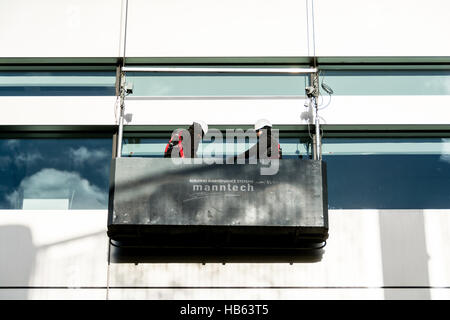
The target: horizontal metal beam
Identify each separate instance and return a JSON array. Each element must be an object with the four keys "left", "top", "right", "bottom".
[
  {"left": 125, "top": 95, "right": 307, "bottom": 100},
  {"left": 122, "top": 66, "right": 318, "bottom": 74}
]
